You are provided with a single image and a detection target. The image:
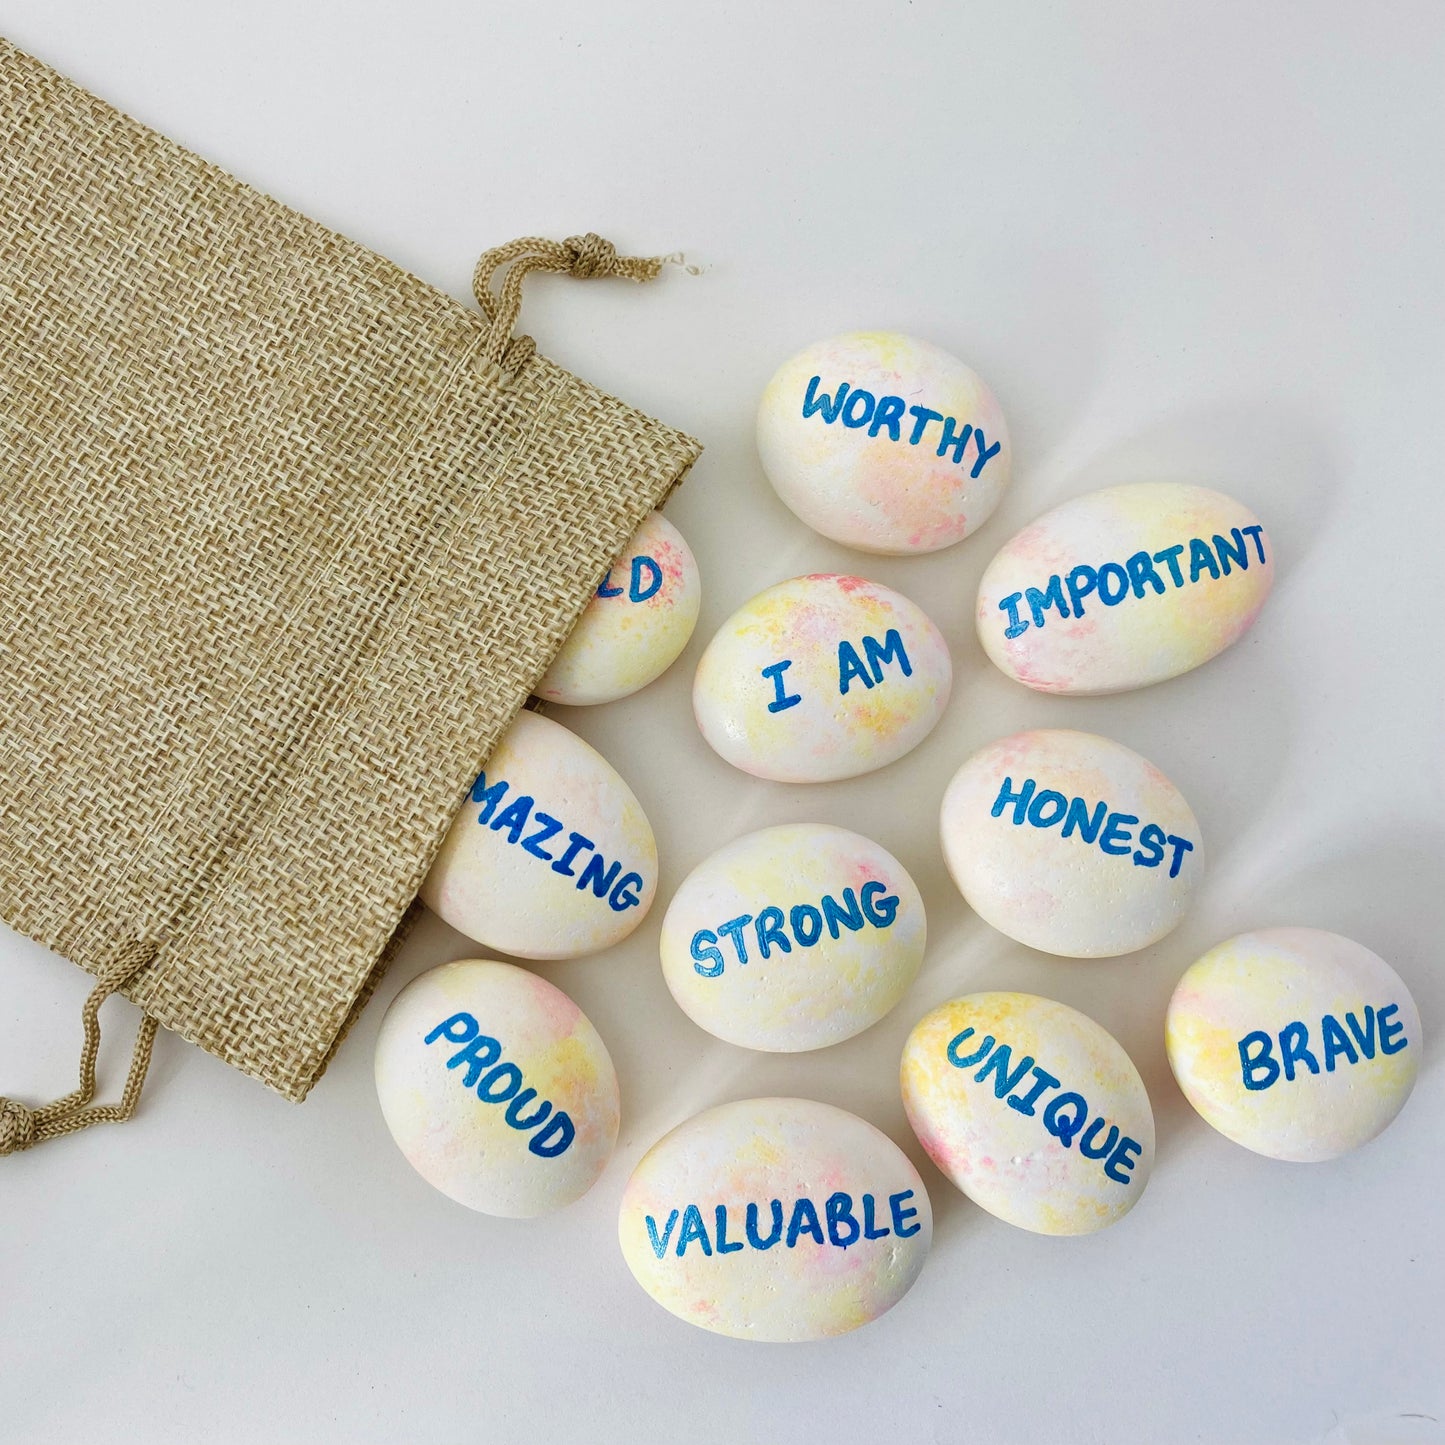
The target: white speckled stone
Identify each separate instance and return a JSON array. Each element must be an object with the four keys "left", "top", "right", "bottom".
[
  {"left": 537, "top": 510, "right": 701, "bottom": 706},
  {"left": 693, "top": 573, "right": 951, "bottom": 783},
  {"left": 660, "top": 823, "right": 926, "bottom": 1052},
  {"left": 940, "top": 728, "right": 1202, "bottom": 958},
  {"left": 976, "top": 482, "right": 1274, "bottom": 694},
  {"left": 375, "top": 958, "right": 620, "bottom": 1217},
  {"left": 619, "top": 1097, "right": 932, "bottom": 1341},
  {"left": 1166, "top": 928, "right": 1421, "bottom": 1162},
  {"left": 420, "top": 710, "right": 657, "bottom": 959},
  {"left": 902, "top": 992, "right": 1155, "bottom": 1235},
  {"left": 757, "top": 331, "right": 1011, "bottom": 554}
]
